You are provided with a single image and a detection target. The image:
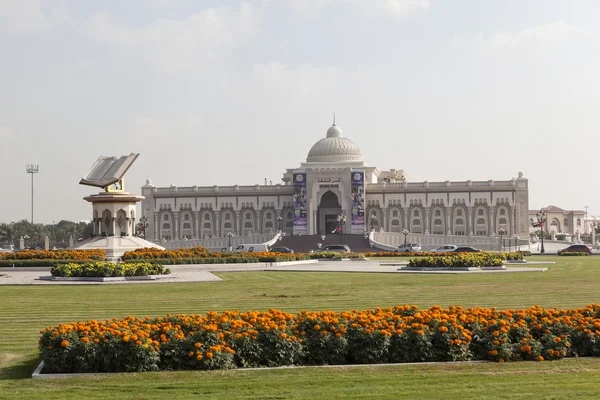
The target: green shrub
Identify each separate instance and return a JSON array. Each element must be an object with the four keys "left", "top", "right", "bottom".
[
  {"left": 51, "top": 262, "right": 170, "bottom": 277},
  {"left": 558, "top": 252, "right": 589, "bottom": 256},
  {"left": 408, "top": 253, "right": 505, "bottom": 268}
]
